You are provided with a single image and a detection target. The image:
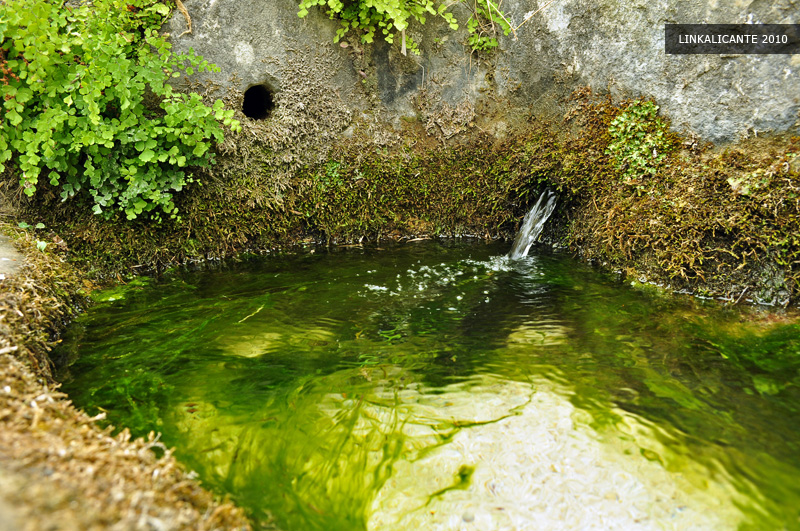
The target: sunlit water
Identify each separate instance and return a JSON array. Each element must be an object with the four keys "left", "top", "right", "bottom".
[{"left": 57, "top": 241, "right": 800, "bottom": 530}]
